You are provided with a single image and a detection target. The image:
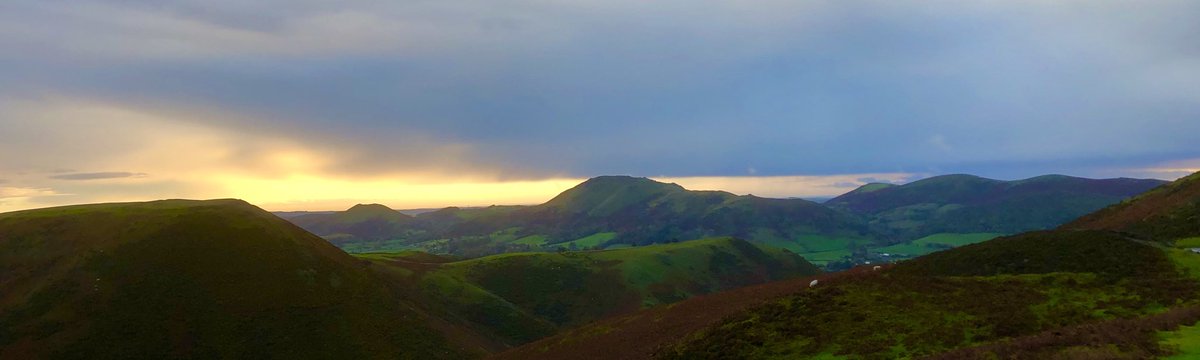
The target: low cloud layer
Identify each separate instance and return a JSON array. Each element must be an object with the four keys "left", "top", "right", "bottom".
[
  {"left": 50, "top": 172, "right": 148, "bottom": 181},
  {"left": 0, "top": 0, "right": 1197, "bottom": 211}
]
